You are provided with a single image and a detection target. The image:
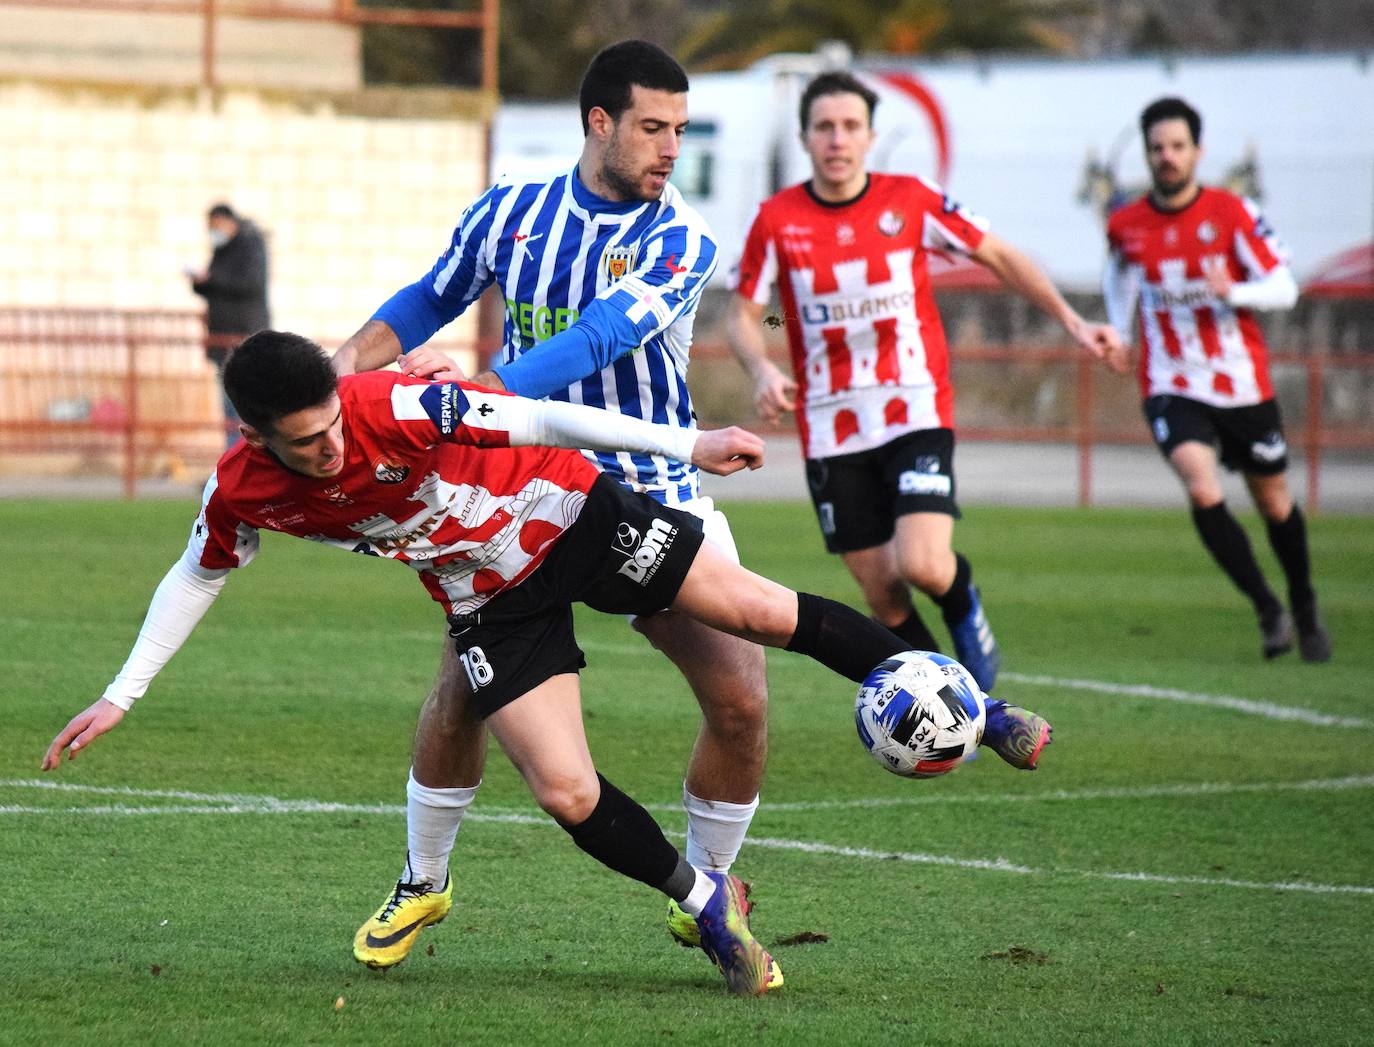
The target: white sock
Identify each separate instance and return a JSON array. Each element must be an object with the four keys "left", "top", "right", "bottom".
[
  {"left": 683, "top": 785, "right": 759, "bottom": 872},
  {"left": 403, "top": 768, "right": 479, "bottom": 886},
  {"left": 678, "top": 866, "right": 718, "bottom": 917}
]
